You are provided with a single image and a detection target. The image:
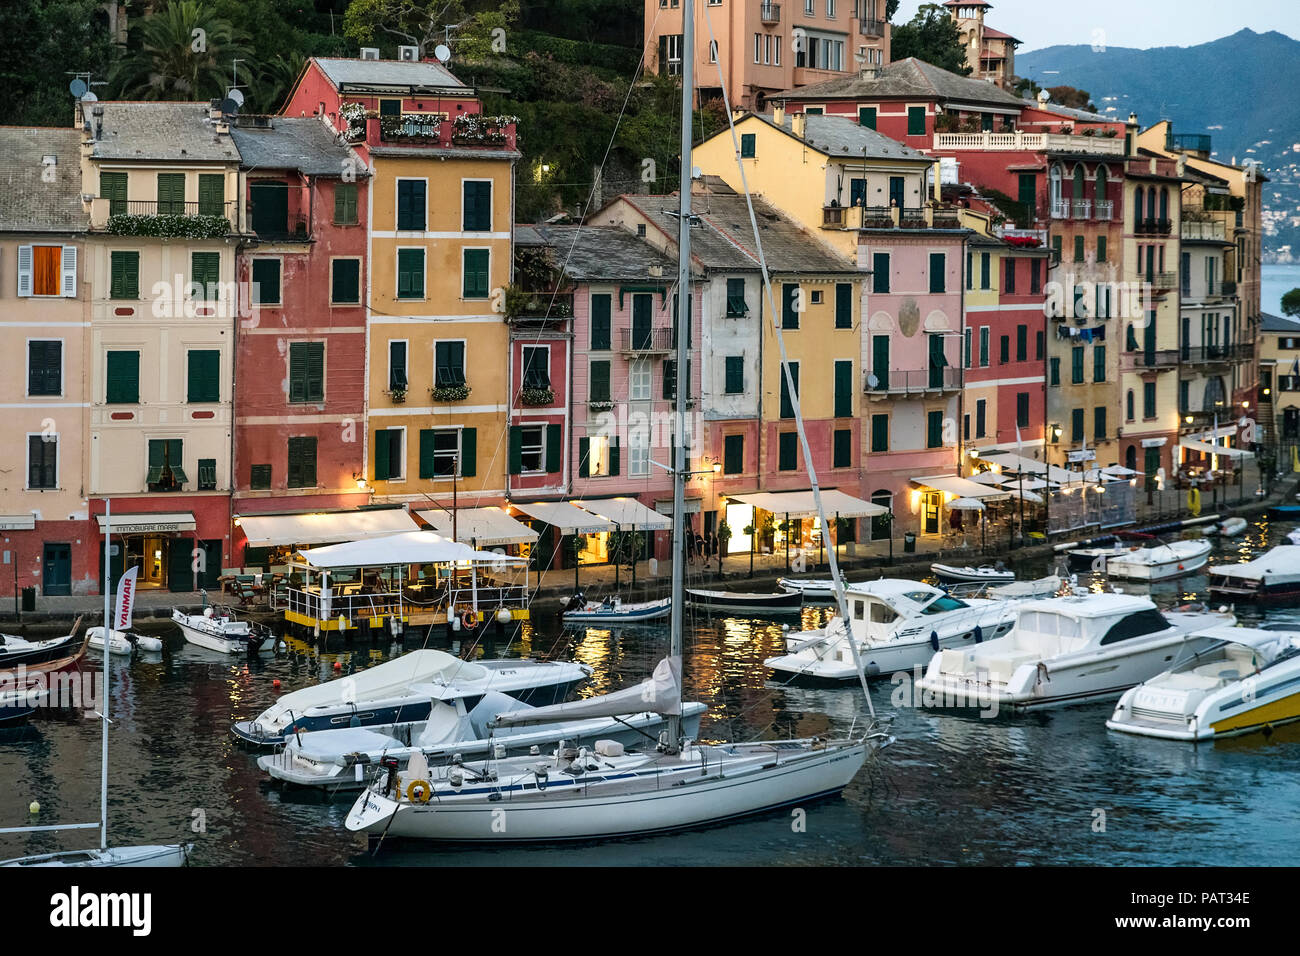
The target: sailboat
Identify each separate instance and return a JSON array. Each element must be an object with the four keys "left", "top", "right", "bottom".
[
  {"left": 344, "top": 0, "right": 891, "bottom": 844},
  {"left": 0, "top": 502, "right": 190, "bottom": 867}
]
